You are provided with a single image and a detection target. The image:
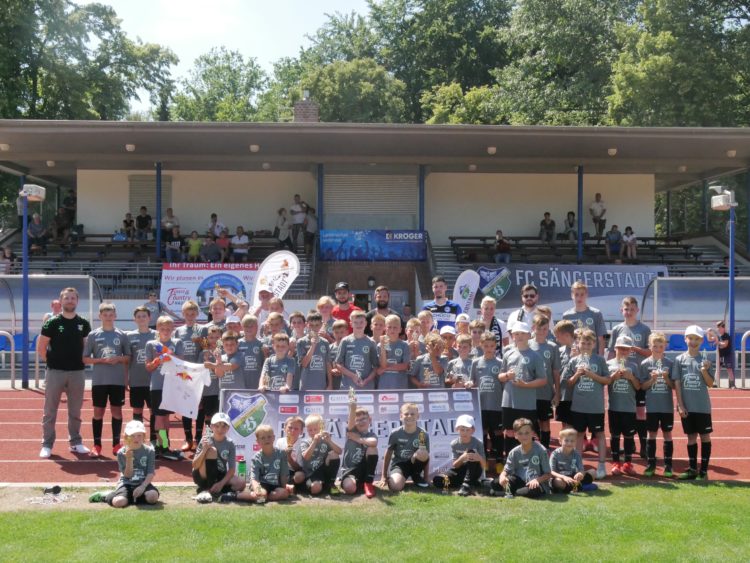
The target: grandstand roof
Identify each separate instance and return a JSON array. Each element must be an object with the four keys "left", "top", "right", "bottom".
[{"left": 1, "top": 120, "right": 749, "bottom": 190}]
